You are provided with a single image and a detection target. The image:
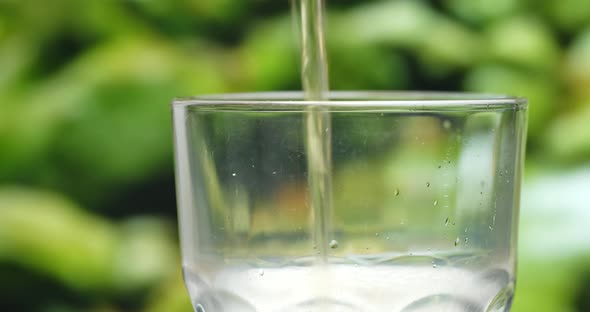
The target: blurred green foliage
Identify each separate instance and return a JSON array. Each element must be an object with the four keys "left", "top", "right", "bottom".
[{"left": 0, "top": 0, "right": 589, "bottom": 311}]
